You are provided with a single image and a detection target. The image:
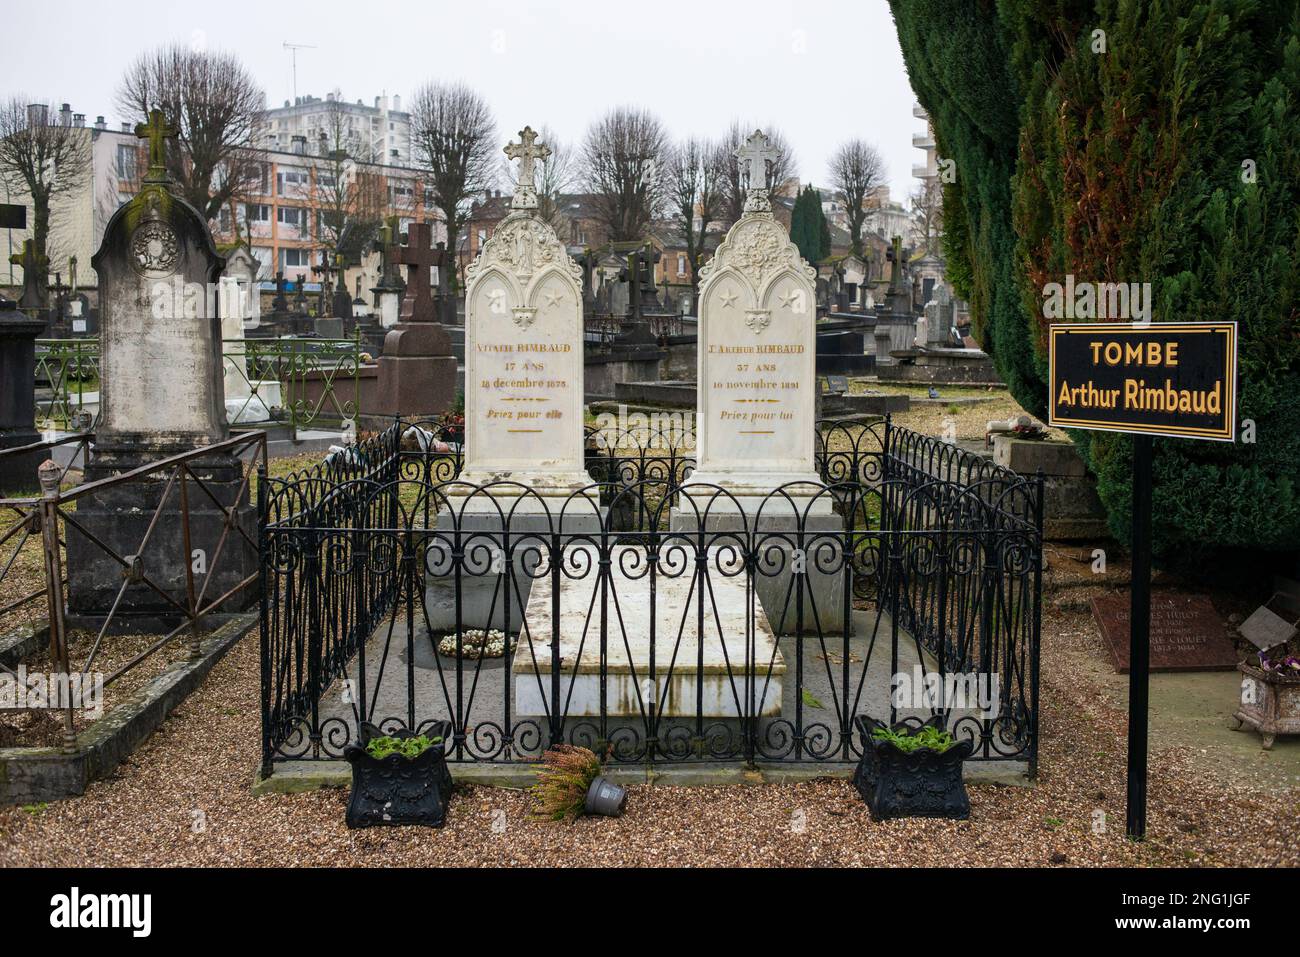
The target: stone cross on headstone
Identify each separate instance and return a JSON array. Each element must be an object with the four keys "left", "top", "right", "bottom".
[
  {"left": 389, "top": 222, "right": 438, "bottom": 322},
  {"left": 134, "top": 109, "right": 176, "bottom": 184},
  {"left": 736, "top": 129, "right": 778, "bottom": 213},
  {"left": 8, "top": 239, "right": 49, "bottom": 311},
  {"left": 271, "top": 270, "right": 289, "bottom": 313},
  {"left": 504, "top": 126, "right": 551, "bottom": 211}
]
